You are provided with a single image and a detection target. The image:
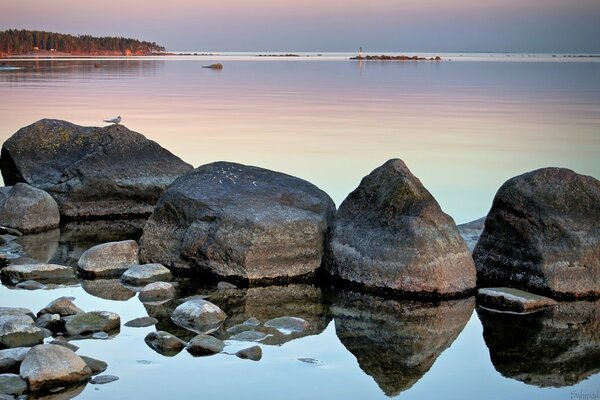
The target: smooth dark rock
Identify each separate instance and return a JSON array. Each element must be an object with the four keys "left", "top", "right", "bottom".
[
  {"left": 138, "top": 282, "right": 175, "bottom": 303},
  {"left": 35, "top": 314, "right": 63, "bottom": 333},
  {"left": 0, "top": 348, "right": 29, "bottom": 374},
  {"left": 90, "top": 375, "right": 118, "bottom": 385},
  {"left": 478, "top": 300, "right": 600, "bottom": 387},
  {"left": 124, "top": 317, "right": 158, "bottom": 328},
  {"left": 477, "top": 287, "right": 558, "bottom": 312},
  {"left": 139, "top": 161, "right": 336, "bottom": 282},
  {"left": 326, "top": 159, "right": 476, "bottom": 296},
  {"left": 80, "top": 279, "right": 136, "bottom": 301},
  {"left": 171, "top": 299, "right": 226, "bottom": 334},
  {"left": 0, "top": 315, "right": 45, "bottom": 349},
  {"left": 0, "top": 373, "right": 27, "bottom": 395},
  {"left": 48, "top": 340, "right": 78, "bottom": 352},
  {"left": 64, "top": 312, "right": 120, "bottom": 336},
  {"left": 121, "top": 264, "right": 172, "bottom": 286},
  {"left": 235, "top": 346, "right": 262, "bottom": 361},
  {"left": 144, "top": 331, "right": 186, "bottom": 356},
  {"left": 0, "top": 119, "right": 193, "bottom": 220},
  {"left": 19, "top": 344, "right": 92, "bottom": 391},
  {"left": 474, "top": 168, "right": 600, "bottom": 298},
  {"left": 37, "top": 298, "right": 82, "bottom": 318},
  {"left": 332, "top": 290, "right": 474, "bottom": 396},
  {"left": 79, "top": 356, "right": 107, "bottom": 375},
  {"left": 1, "top": 264, "right": 75, "bottom": 284},
  {"left": 186, "top": 335, "right": 224, "bottom": 356},
  {"left": 0, "top": 183, "right": 59, "bottom": 234},
  {"left": 77, "top": 240, "right": 138, "bottom": 278}
]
